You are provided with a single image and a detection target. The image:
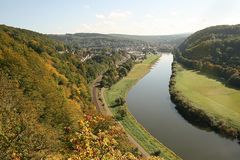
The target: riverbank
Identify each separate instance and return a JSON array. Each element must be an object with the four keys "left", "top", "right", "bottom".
[
  {"left": 92, "top": 71, "right": 150, "bottom": 158},
  {"left": 169, "top": 62, "right": 240, "bottom": 140},
  {"left": 104, "top": 55, "right": 182, "bottom": 160}
]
